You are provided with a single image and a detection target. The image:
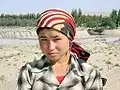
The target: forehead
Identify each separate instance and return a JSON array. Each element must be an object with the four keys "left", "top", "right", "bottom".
[{"left": 38, "top": 28, "right": 64, "bottom": 37}]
